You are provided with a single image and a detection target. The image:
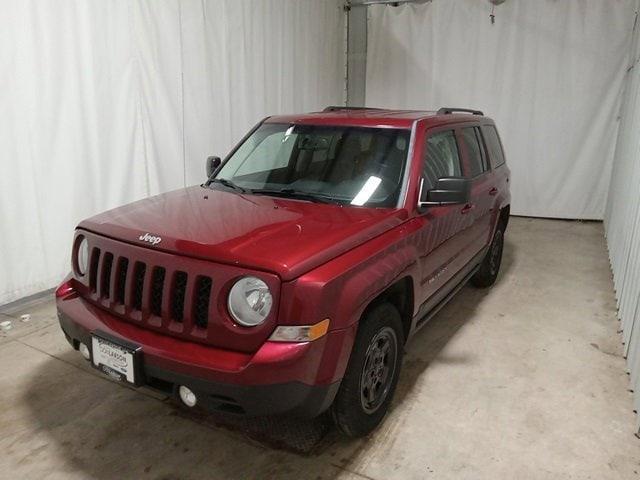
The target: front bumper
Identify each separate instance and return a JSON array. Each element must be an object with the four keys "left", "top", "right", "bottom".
[{"left": 56, "top": 293, "right": 355, "bottom": 417}]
